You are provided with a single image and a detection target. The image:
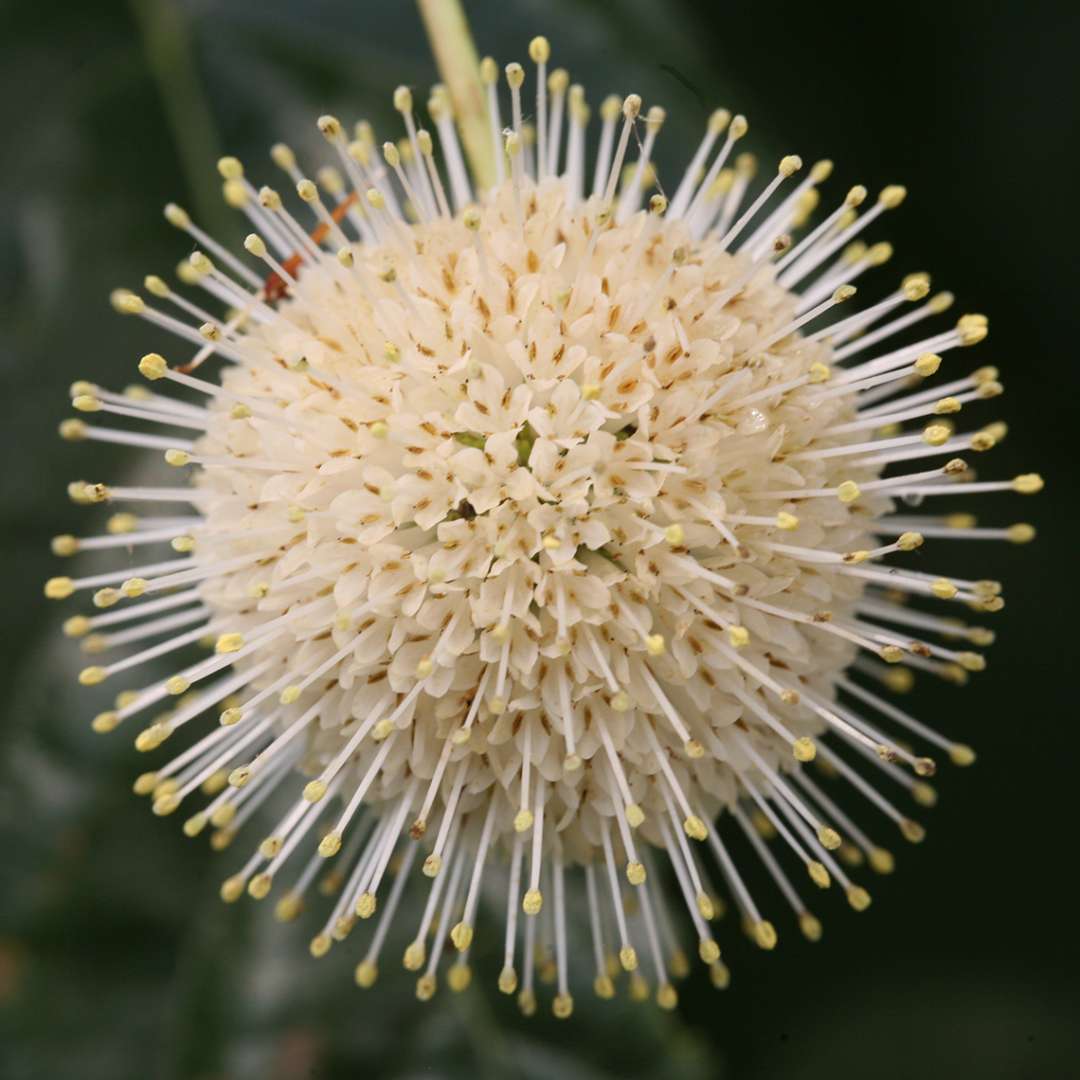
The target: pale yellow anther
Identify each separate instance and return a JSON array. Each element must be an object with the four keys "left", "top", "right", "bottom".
[
  {"left": 917, "top": 424, "right": 950, "bottom": 449},
  {"left": 817, "top": 825, "right": 842, "bottom": 850},
  {"left": 729, "top": 114, "right": 749, "bottom": 139},
  {"left": 878, "top": 184, "right": 907, "bottom": 208},
  {"left": 793, "top": 736, "right": 817, "bottom": 762},
  {"left": 643, "top": 633, "right": 666, "bottom": 657},
  {"left": 355, "top": 892, "right": 376, "bottom": 919},
  {"left": 59, "top": 418, "right": 87, "bottom": 441},
  {"left": 618, "top": 944, "right": 638, "bottom": 971},
  {"left": 244, "top": 872, "right": 271, "bottom": 900},
  {"left": 513, "top": 808, "right": 534, "bottom": 833},
  {"left": 622, "top": 93, "right": 642, "bottom": 120},
  {"left": 664, "top": 522, "right": 685, "bottom": 545},
  {"left": 315, "top": 830, "right": 341, "bottom": 858},
  {"left": 925, "top": 577, "right": 958, "bottom": 601},
  {"left": 901, "top": 818, "right": 927, "bottom": 843},
  {"left": 1007, "top": 522, "right": 1036, "bottom": 544},
  {"left": 626, "top": 860, "right": 647, "bottom": 885},
  {"left": 611, "top": 690, "right": 631, "bottom": 712},
  {"left": 753, "top": 921, "right": 778, "bottom": 950},
  {"left": 316, "top": 114, "right": 343, "bottom": 141},
  {"left": 165, "top": 675, "right": 190, "bottom": 696},
  {"left": 625, "top": 802, "right": 645, "bottom": 829},
  {"left": 912, "top": 354, "right": 941, "bottom": 380},
  {"left": 188, "top": 251, "right": 213, "bottom": 276},
  {"left": 257, "top": 186, "right": 282, "bottom": 211},
  {"left": 504, "top": 62, "right": 525, "bottom": 90},
  {"left": 416, "top": 129, "right": 434, "bottom": 157},
  {"left": 895, "top": 531, "right": 923, "bottom": 554},
  {"left": 121, "top": 577, "right": 146, "bottom": 598},
  {"left": 807, "top": 860, "right": 831, "bottom": 889},
  {"left": 948, "top": 742, "right": 977, "bottom": 767},
  {"left": 957, "top": 313, "right": 989, "bottom": 345},
  {"left": 1012, "top": 473, "right": 1043, "bottom": 494},
  {"left": 581, "top": 382, "right": 601, "bottom": 400},
  {"left": 267, "top": 142, "right": 296, "bottom": 171},
  {"left": 837, "top": 480, "right": 861, "bottom": 504},
  {"left": 309, "top": 934, "right": 331, "bottom": 958},
  {"left": 110, "top": 288, "right": 145, "bottom": 315},
  {"left": 775, "top": 511, "right": 799, "bottom": 531},
  {"left": 176, "top": 259, "right": 200, "bottom": 285},
  {"left": 475, "top": 55, "right": 498, "bottom": 84},
  {"left": 902, "top": 273, "right": 930, "bottom": 301},
  {"left": 163, "top": 202, "right": 191, "bottom": 229},
  {"left": 528, "top": 35, "right": 550, "bottom": 63},
  {"left": 880, "top": 645, "right": 905, "bottom": 664},
  {"left": 372, "top": 718, "right": 394, "bottom": 741},
  {"left": 279, "top": 685, "right": 301, "bottom": 705},
  {"left": 684, "top": 815, "right": 708, "bottom": 841},
  {"left": 152, "top": 792, "right": 181, "bottom": 817},
  {"left": 522, "top": 888, "right": 543, "bottom": 915},
  {"left": 216, "top": 155, "right": 243, "bottom": 180},
  {"left": 422, "top": 852, "right": 442, "bottom": 878},
  {"left": 861, "top": 241, "right": 891, "bottom": 266},
  {"left": 352, "top": 960, "right": 377, "bottom": 989},
  {"left": 221, "top": 179, "right": 247, "bottom": 208},
  {"left": 78, "top": 665, "right": 107, "bottom": 686},
  {"left": 415, "top": 655, "right": 434, "bottom": 678},
  {"left": 220, "top": 874, "right": 246, "bottom": 903},
  {"left": 64, "top": 615, "right": 91, "bottom": 638},
  {"left": 44, "top": 576, "right": 74, "bottom": 600},
  {"left": 808, "top": 362, "right": 830, "bottom": 383},
  {"left": 164, "top": 449, "right": 190, "bottom": 467},
  {"left": 403, "top": 941, "right": 426, "bottom": 971},
  {"left": 845, "top": 184, "right": 867, "bottom": 207},
  {"left": 131, "top": 771, "right": 158, "bottom": 796},
  {"left": 779, "top": 154, "right": 802, "bottom": 177},
  {"left": 72, "top": 394, "right": 101, "bottom": 413},
  {"left": 843, "top": 885, "right": 870, "bottom": 912},
  {"left": 833, "top": 284, "right": 857, "bottom": 303}
]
